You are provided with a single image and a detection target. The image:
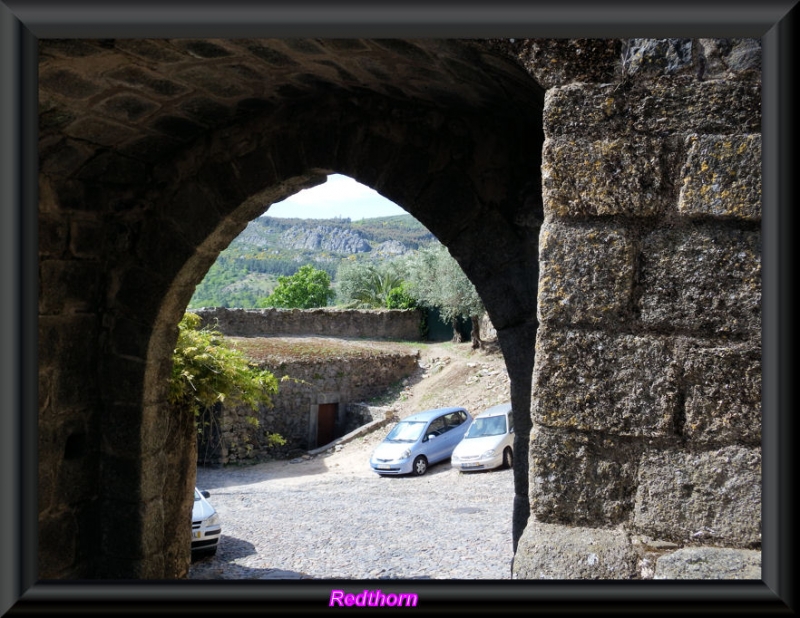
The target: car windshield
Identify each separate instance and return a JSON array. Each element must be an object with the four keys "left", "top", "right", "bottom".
[
  {"left": 194, "top": 489, "right": 201, "bottom": 501},
  {"left": 466, "top": 415, "right": 506, "bottom": 438},
  {"left": 385, "top": 420, "right": 427, "bottom": 442}
]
